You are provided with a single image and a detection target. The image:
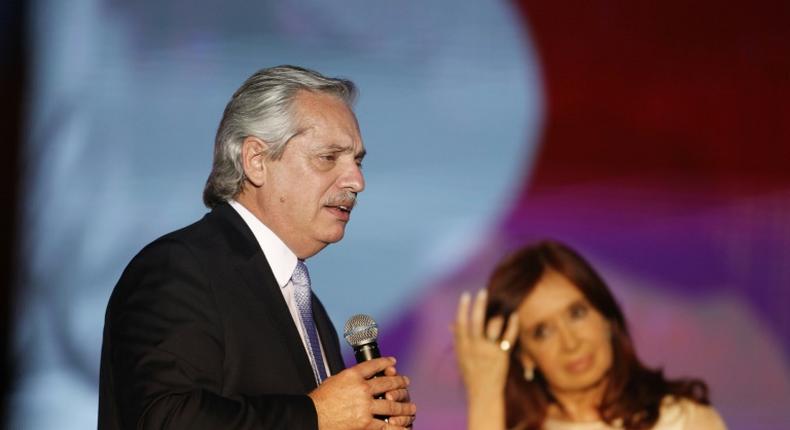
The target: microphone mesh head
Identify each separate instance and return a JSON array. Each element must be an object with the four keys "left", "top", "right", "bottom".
[{"left": 343, "top": 314, "right": 379, "bottom": 347}]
